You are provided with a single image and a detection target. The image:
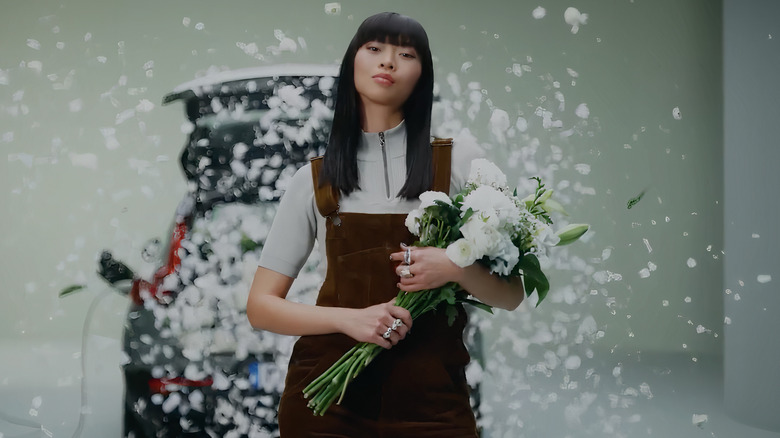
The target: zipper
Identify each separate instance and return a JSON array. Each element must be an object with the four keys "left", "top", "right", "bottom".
[{"left": 378, "top": 131, "right": 391, "bottom": 199}]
